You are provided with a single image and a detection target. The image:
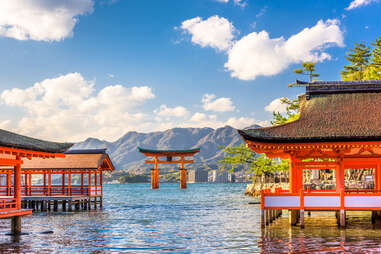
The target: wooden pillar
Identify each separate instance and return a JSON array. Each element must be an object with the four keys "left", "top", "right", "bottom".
[
  {"left": 151, "top": 156, "right": 159, "bottom": 189},
  {"left": 88, "top": 171, "right": 92, "bottom": 197},
  {"left": 300, "top": 189, "right": 305, "bottom": 228},
  {"left": 62, "top": 173, "right": 65, "bottom": 195},
  {"left": 289, "top": 156, "right": 298, "bottom": 193},
  {"left": 339, "top": 189, "right": 346, "bottom": 227},
  {"left": 81, "top": 172, "right": 84, "bottom": 194},
  {"left": 12, "top": 157, "right": 22, "bottom": 235},
  {"left": 14, "top": 159, "right": 22, "bottom": 210},
  {"left": 100, "top": 172, "right": 103, "bottom": 197},
  {"left": 289, "top": 210, "right": 299, "bottom": 226},
  {"left": 180, "top": 169, "right": 187, "bottom": 189},
  {"left": 24, "top": 172, "right": 27, "bottom": 196},
  {"left": 336, "top": 157, "right": 345, "bottom": 192},
  {"left": 28, "top": 172, "right": 32, "bottom": 196},
  {"left": 94, "top": 170, "right": 98, "bottom": 196},
  {"left": 376, "top": 163, "right": 381, "bottom": 191},
  {"left": 68, "top": 170, "right": 71, "bottom": 196},
  {"left": 43, "top": 172, "right": 46, "bottom": 195},
  {"left": 7, "top": 170, "right": 11, "bottom": 196},
  {"left": 48, "top": 169, "right": 51, "bottom": 196}
]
